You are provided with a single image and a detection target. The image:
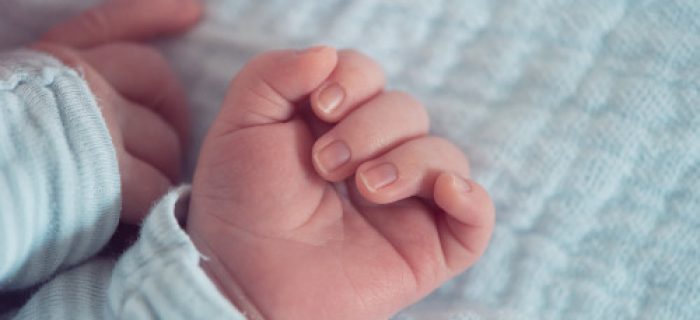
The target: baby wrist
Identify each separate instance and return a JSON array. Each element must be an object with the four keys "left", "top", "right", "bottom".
[{"left": 187, "top": 232, "right": 266, "bottom": 320}]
